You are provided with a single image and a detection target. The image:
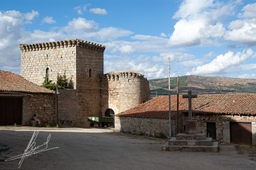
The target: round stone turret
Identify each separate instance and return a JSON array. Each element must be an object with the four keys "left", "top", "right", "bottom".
[{"left": 101, "top": 70, "right": 150, "bottom": 116}]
